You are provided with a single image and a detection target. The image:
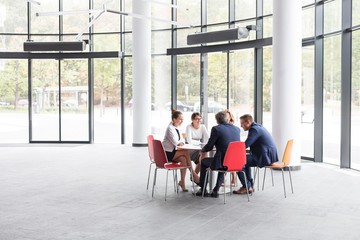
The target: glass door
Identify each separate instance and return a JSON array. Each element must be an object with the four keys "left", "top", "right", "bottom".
[{"left": 30, "top": 59, "right": 90, "bottom": 142}]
